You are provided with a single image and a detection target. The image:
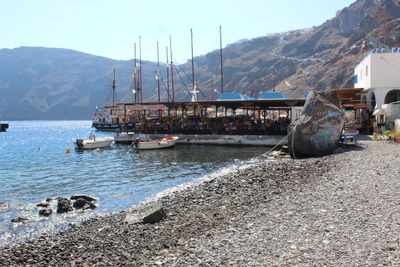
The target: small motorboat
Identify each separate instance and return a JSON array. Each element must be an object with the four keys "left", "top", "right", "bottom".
[
  {"left": 134, "top": 136, "right": 179, "bottom": 150},
  {"left": 75, "top": 133, "right": 114, "bottom": 150}
]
